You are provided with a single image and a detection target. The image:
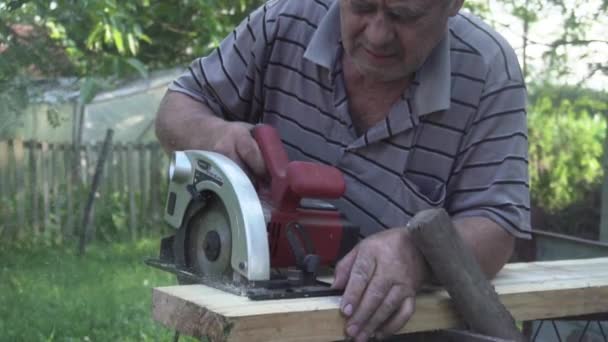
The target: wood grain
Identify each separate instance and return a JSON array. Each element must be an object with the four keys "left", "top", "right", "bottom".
[{"left": 153, "top": 257, "right": 608, "bottom": 342}]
